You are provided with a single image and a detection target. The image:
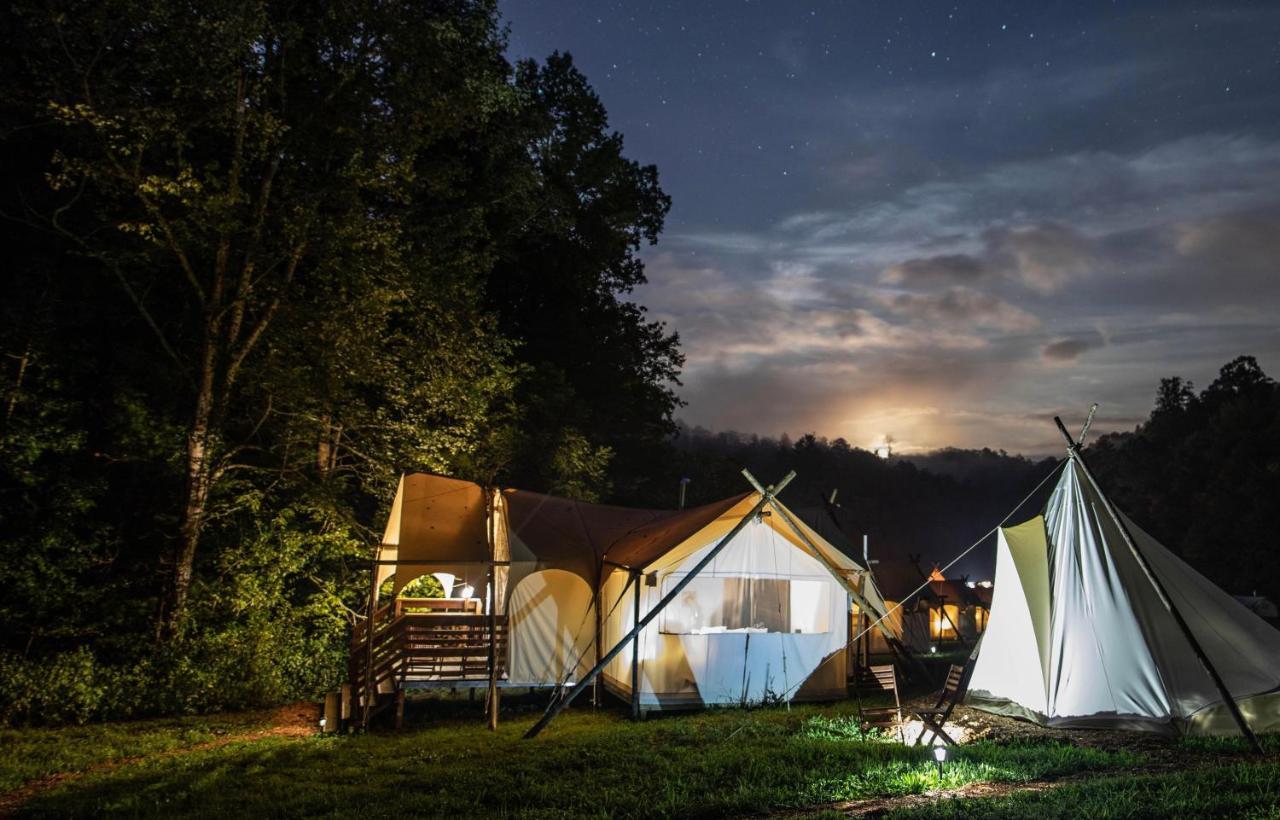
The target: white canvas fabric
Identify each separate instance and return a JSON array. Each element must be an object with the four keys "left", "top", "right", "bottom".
[
  {"left": 600, "top": 514, "right": 852, "bottom": 709},
  {"left": 968, "top": 459, "right": 1280, "bottom": 736},
  {"left": 507, "top": 569, "right": 596, "bottom": 686},
  {"left": 966, "top": 518, "right": 1052, "bottom": 718}
]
